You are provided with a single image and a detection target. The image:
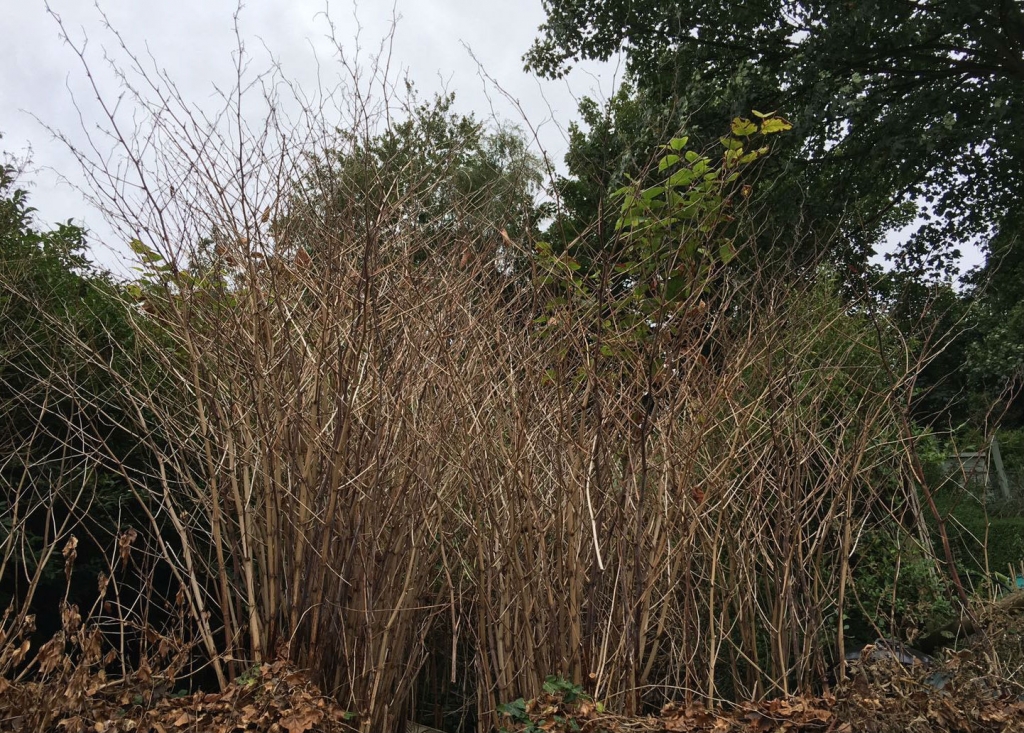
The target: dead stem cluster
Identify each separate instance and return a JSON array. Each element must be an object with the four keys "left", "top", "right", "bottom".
[{"left": 0, "top": 17, "right": 944, "bottom": 733}]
